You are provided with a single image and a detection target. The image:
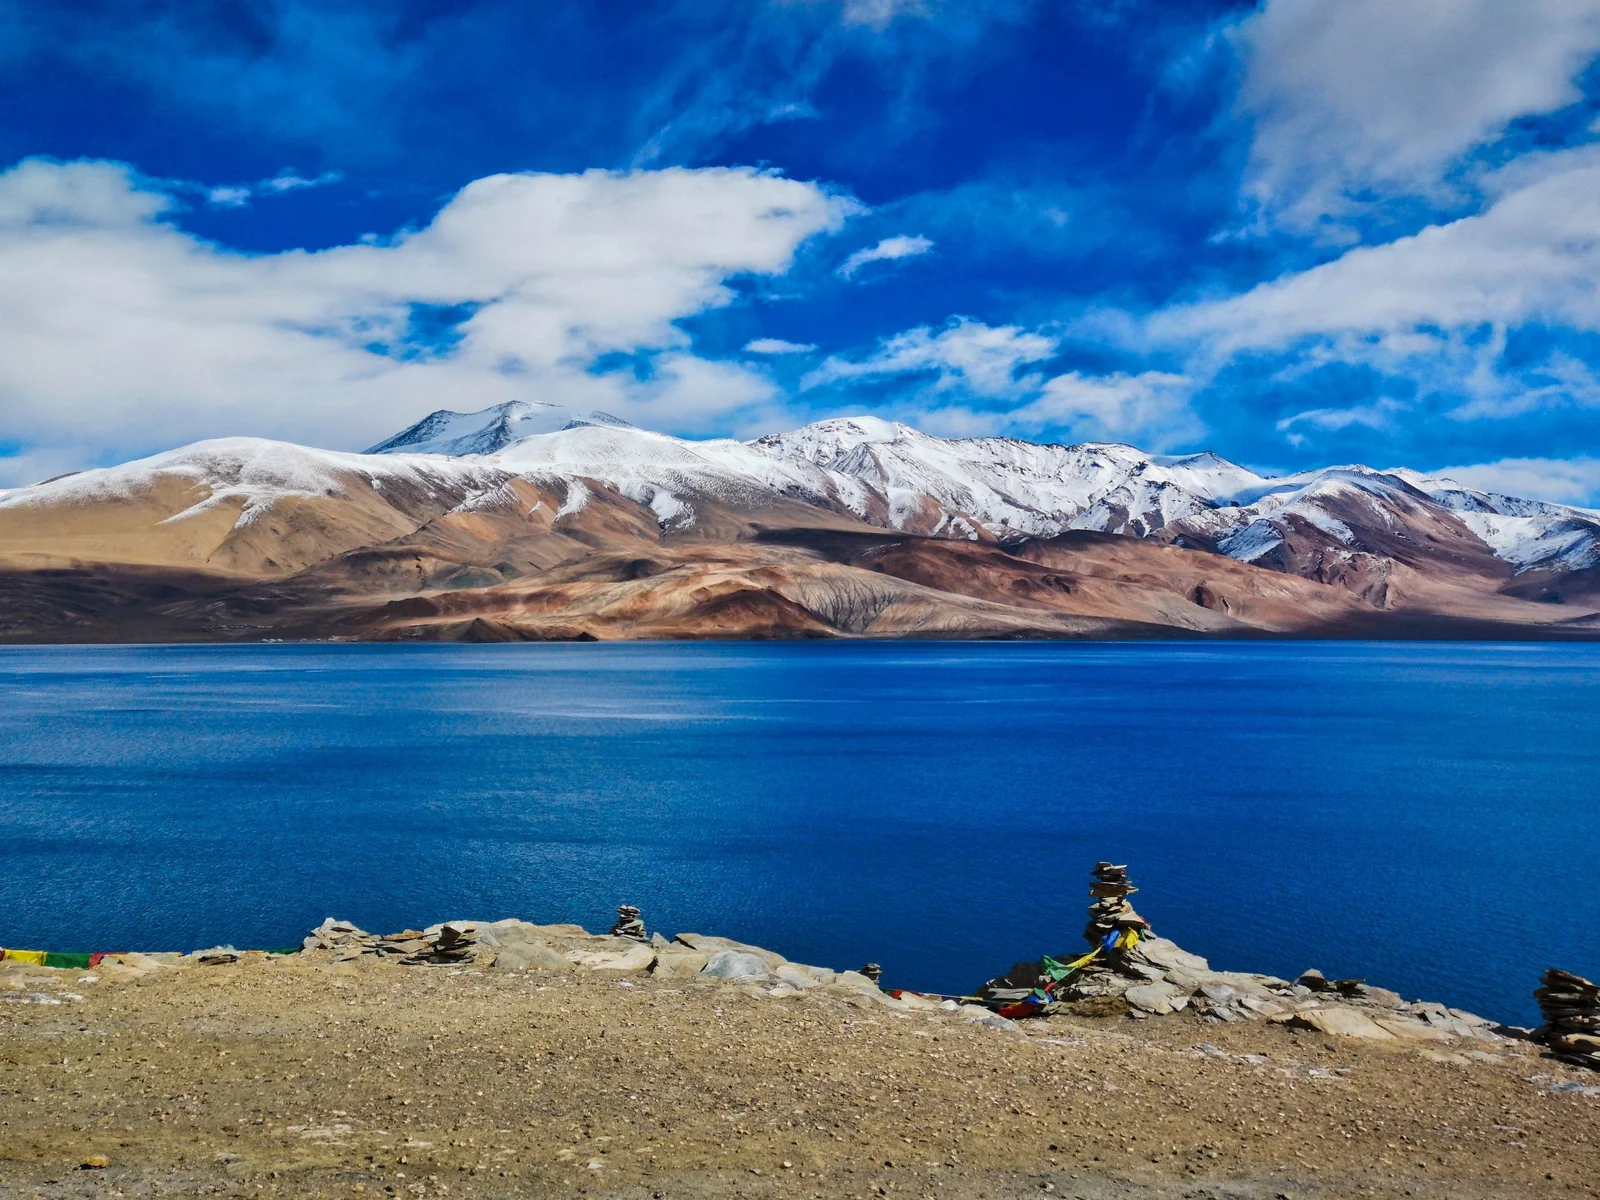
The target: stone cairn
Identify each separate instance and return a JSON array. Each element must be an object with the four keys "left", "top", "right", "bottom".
[
  {"left": 609, "top": 905, "right": 647, "bottom": 942},
  {"left": 858, "top": 962, "right": 882, "bottom": 985},
  {"left": 301, "top": 918, "right": 480, "bottom": 966},
  {"left": 1083, "top": 862, "right": 1150, "bottom": 956},
  {"left": 1536, "top": 968, "right": 1600, "bottom": 1070}
]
